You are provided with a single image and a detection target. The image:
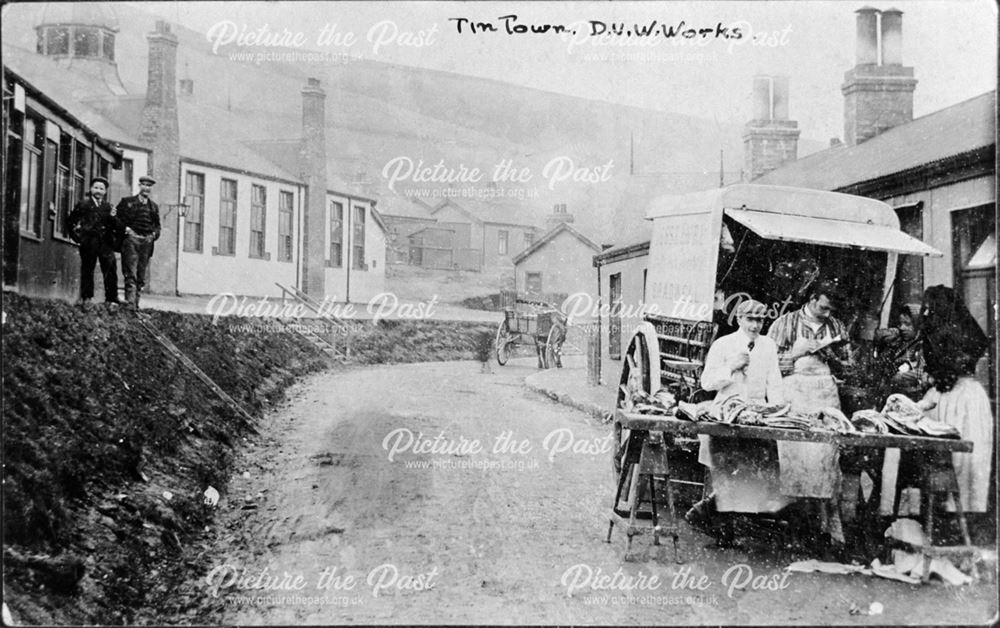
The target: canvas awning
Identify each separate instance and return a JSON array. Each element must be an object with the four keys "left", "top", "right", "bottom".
[{"left": 724, "top": 208, "right": 943, "bottom": 257}]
